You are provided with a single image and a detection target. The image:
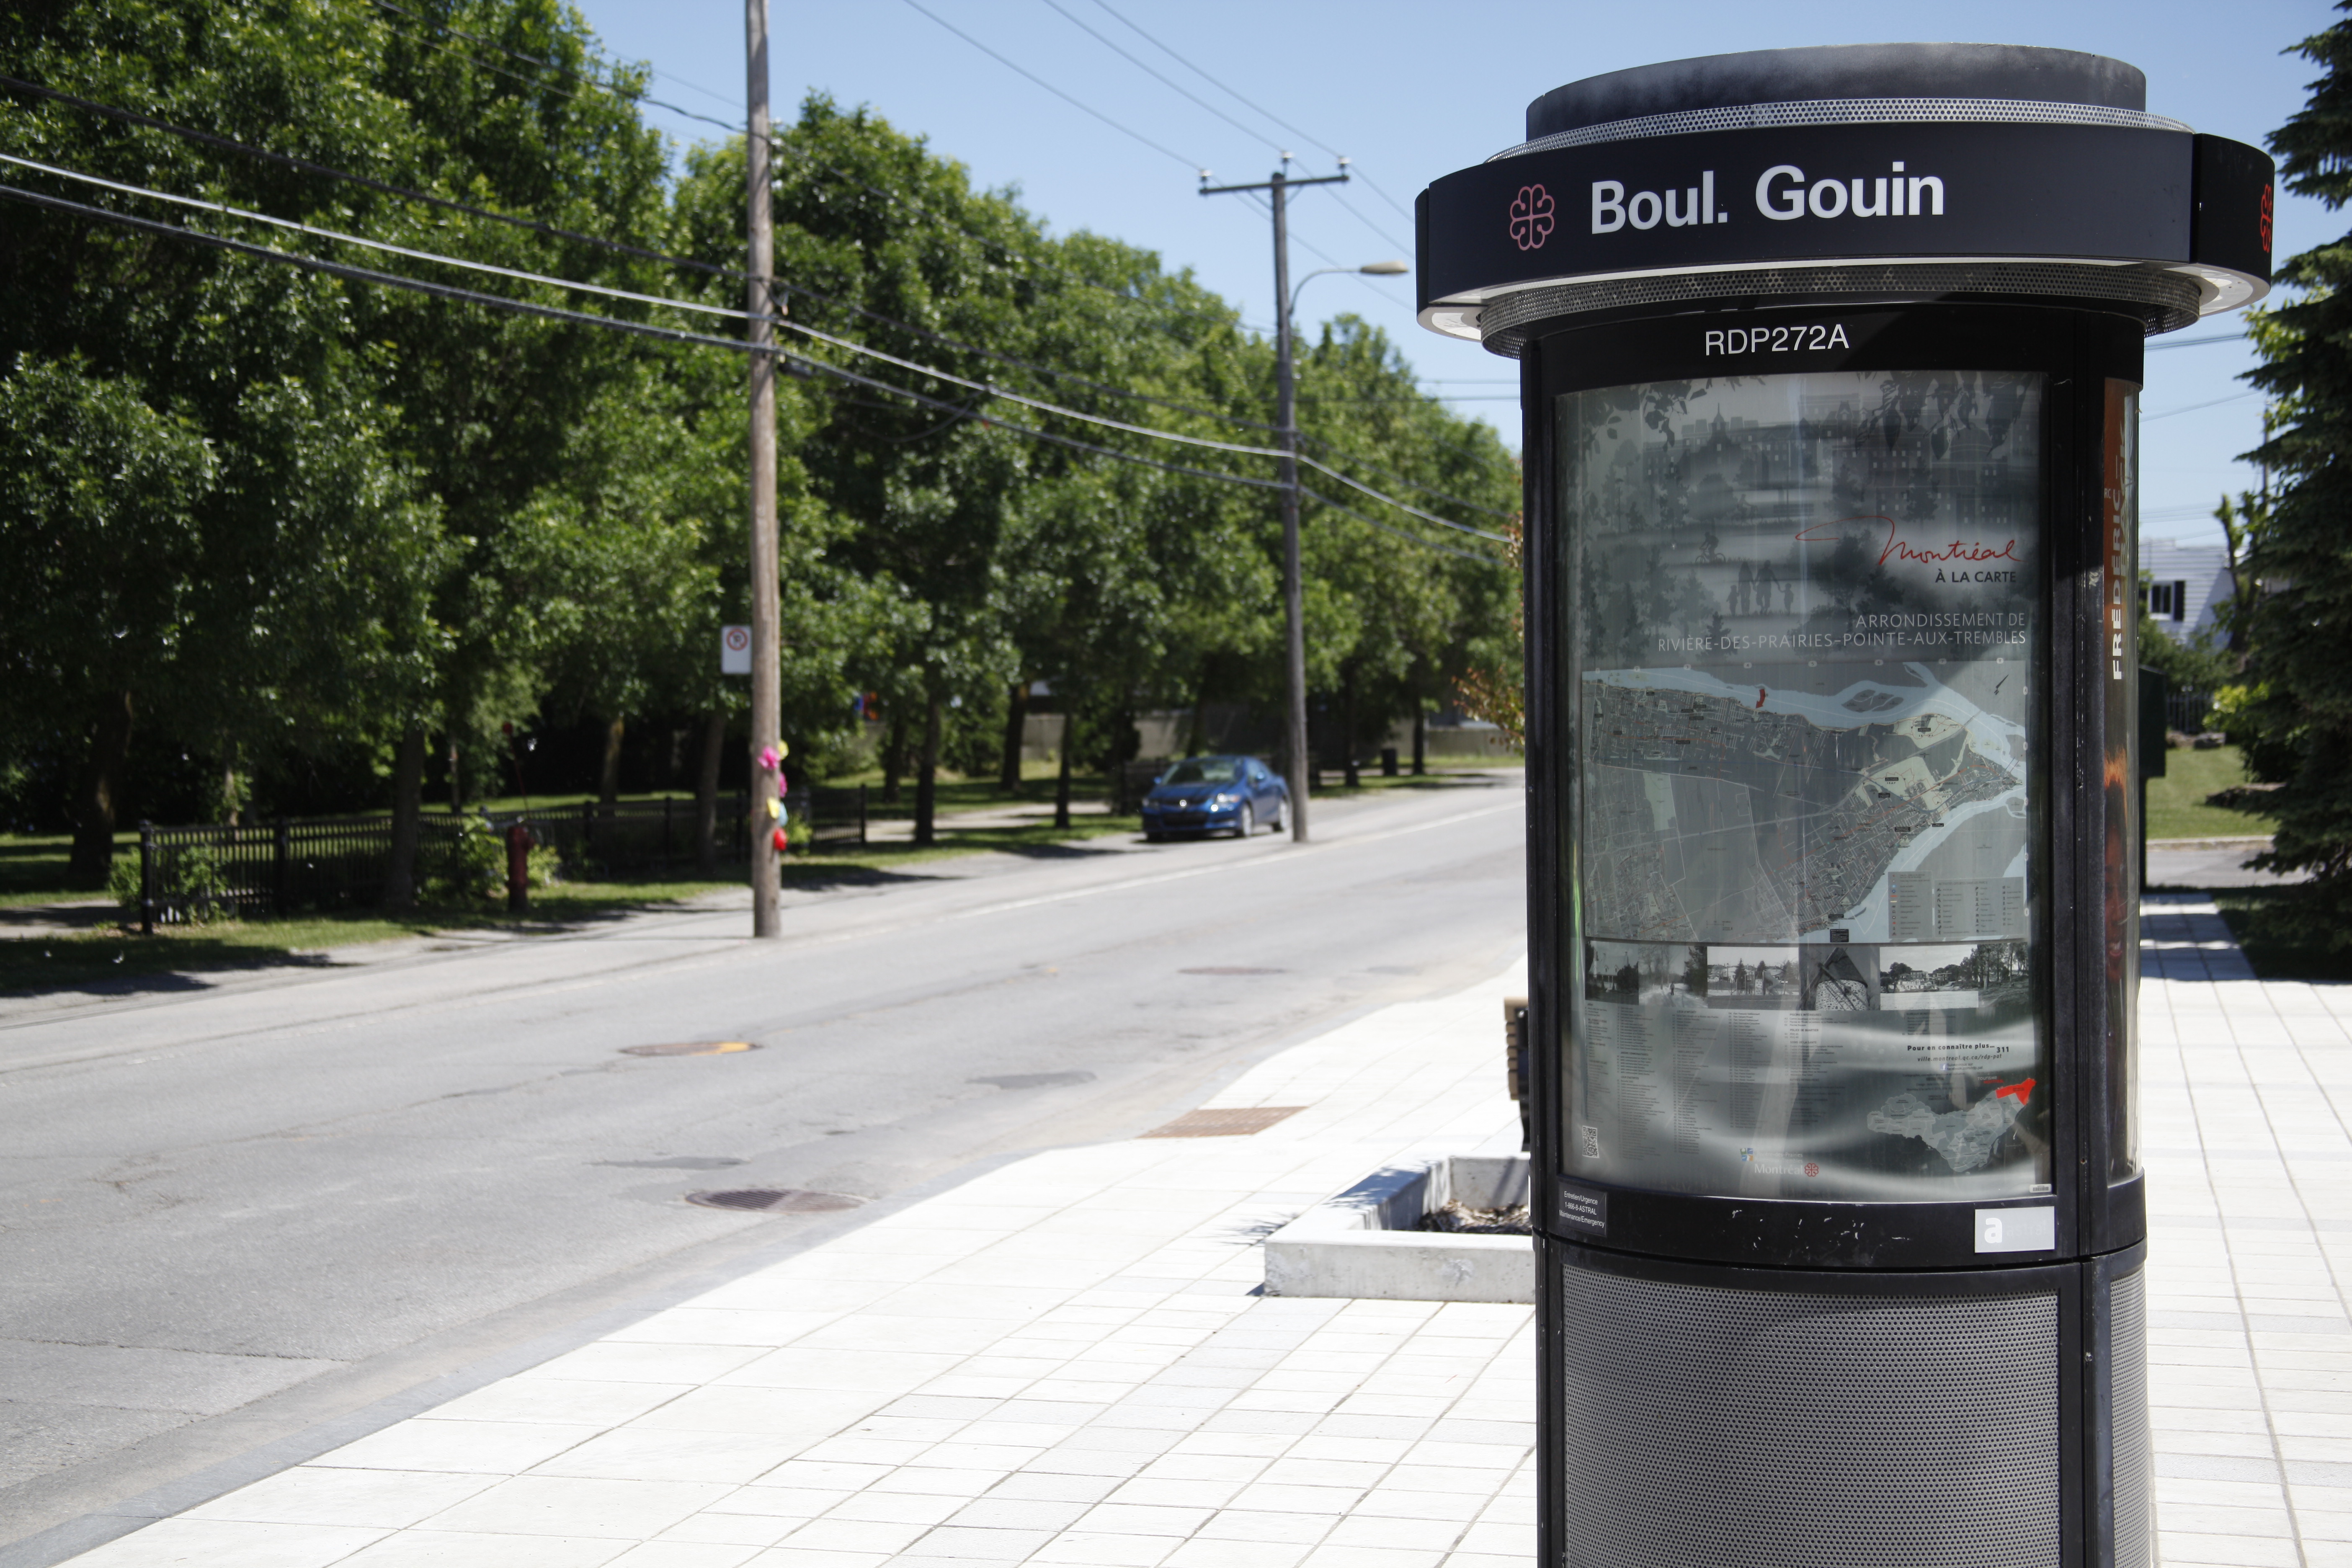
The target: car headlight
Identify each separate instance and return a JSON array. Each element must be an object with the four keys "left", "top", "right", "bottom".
[{"left": 1212, "top": 793, "right": 1236, "bottom": 805}]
